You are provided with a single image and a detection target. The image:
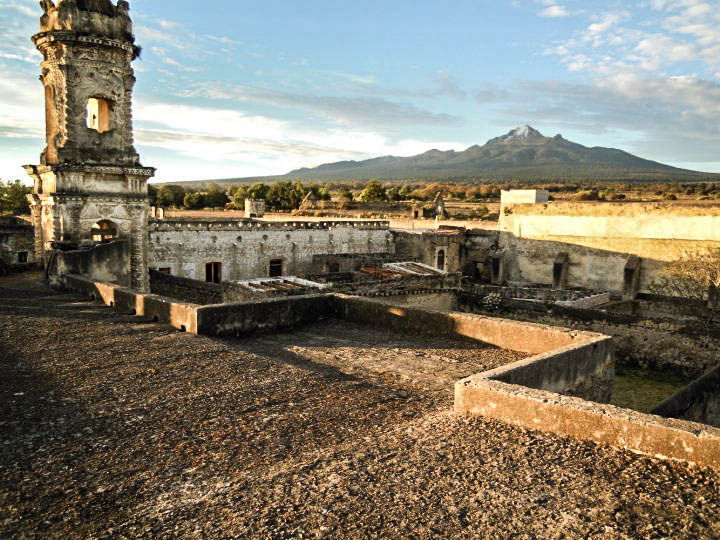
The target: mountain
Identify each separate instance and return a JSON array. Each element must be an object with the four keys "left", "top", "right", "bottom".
[{"left": 275, "top": 125, "right": 716, "bottom": 183}]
